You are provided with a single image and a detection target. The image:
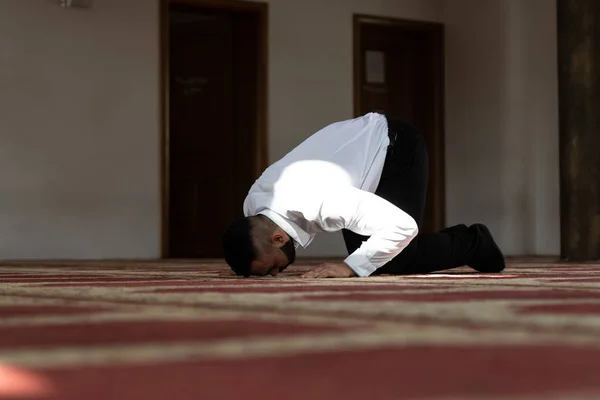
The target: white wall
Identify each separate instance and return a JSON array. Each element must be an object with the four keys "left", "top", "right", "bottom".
[
  {"left": 443, "top": 0, "right": 560, "bottom": 255},
  {"left": 265, "top": 0, "right": 443, "bottom": 257},
  {"left": 0, "top": 0, "right": 440, "bottom": 260},
  {"left": 0, "top": 0, "right": 559, "bottom": 260},
  {"left": 0, "top": 0, "right": 160, "bottom": 259}
]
